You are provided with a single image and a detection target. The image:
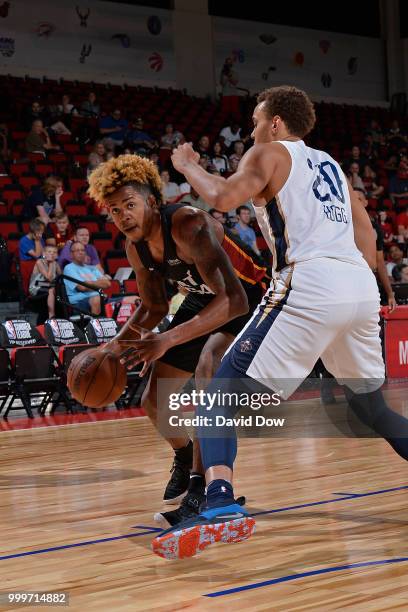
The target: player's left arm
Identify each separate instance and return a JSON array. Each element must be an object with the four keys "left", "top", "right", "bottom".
[
  {"left": 171, "top": 143, "right": 270, "bottom": 212},
  {"left": 348, "top": 180, "right": 376, "bottom": 270}
]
